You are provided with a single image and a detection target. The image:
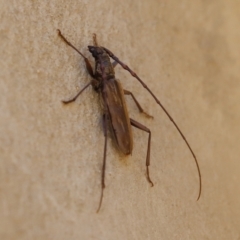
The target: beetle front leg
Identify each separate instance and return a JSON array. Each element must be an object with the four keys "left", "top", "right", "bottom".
[
  {"left": 130, "top": 118, "right": 154, "bottom": 187},
  {"left": 124, "top": 90, "right": 153, "bottom": 118}
]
